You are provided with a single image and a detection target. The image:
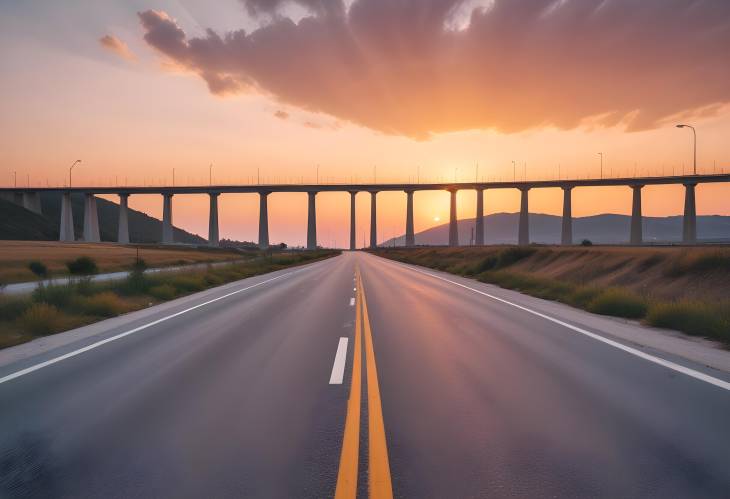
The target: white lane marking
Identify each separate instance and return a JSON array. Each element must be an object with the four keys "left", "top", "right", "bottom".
[
  {"left": 329, "top": 337, "right": 349, "bottom": 384},
  {"left": 349, "top": 298, "right": 355, "bottom": 306},
  {"left": 397, "top": 263, "right": 730, "bottom": 392},
  {"left": 0, "top": 269, "right": 307, "bottom": 385}
]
